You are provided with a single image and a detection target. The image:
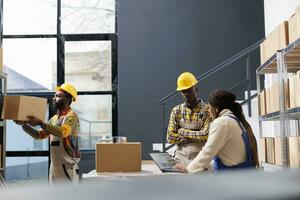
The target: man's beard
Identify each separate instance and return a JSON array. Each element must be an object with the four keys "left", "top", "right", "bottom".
[{"left": 51, "top": 102, "right": 63, "bottom": 112}]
